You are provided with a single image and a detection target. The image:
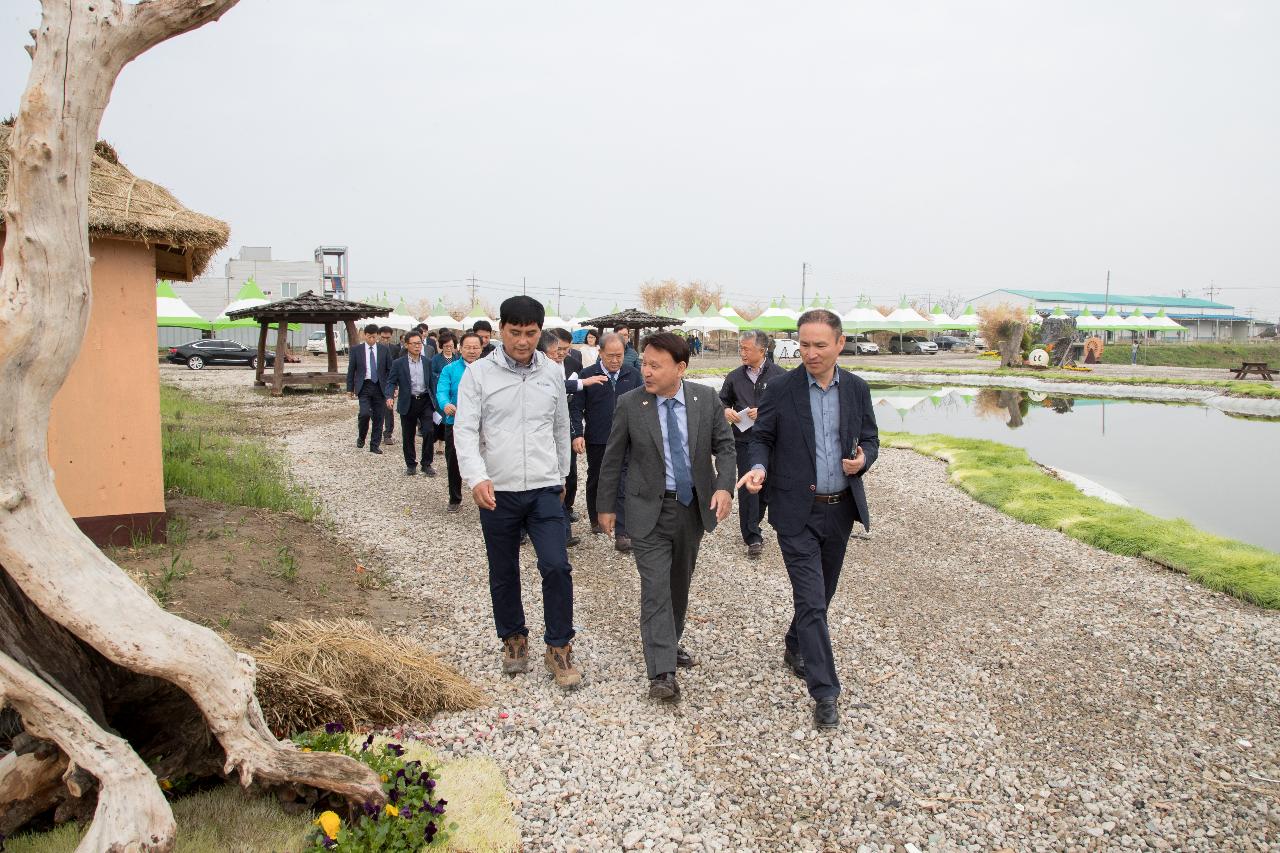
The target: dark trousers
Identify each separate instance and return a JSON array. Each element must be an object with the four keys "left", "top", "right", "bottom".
[
  {"left": 356, "top": 379, "right": 385, "bottom": 449},
  {"left": 777, "top": 497, "right": 858, "bottom": 700},
  {"left": 631, "top": 497, "right": 704, "bottom": 678},
  {"left": 443, "top": 424, "right": 463, "bottom": 504},
  {"left": 399, "top": 394, "right": 435, "bottom": 469},
  {"left": 384, "top": 400, "right": 396, "bottom": 439},
  {"left": 735, "top": 440, "right": 767, "bottom": 545},
  {"left": 585, "top": 443, "right": 627, "bottom": 536},
  {"left": 563, "top": 450, "right": 578, "bottom": 534},
  {"left": 478, "top": 487, "right": 575, "bottom": 648}
]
